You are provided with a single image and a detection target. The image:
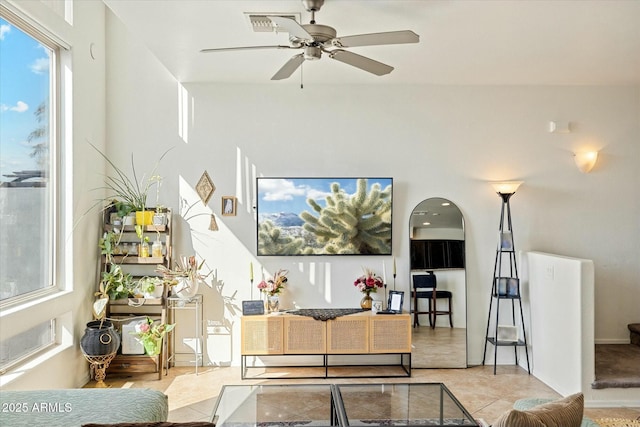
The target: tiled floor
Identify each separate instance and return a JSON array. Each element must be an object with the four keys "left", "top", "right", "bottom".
[
  {"left": 95, "top": 365, "right": 640, "bottom": 425},
  {"left": 412, "top": 326, "right": 467, "bottom": 368}
]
